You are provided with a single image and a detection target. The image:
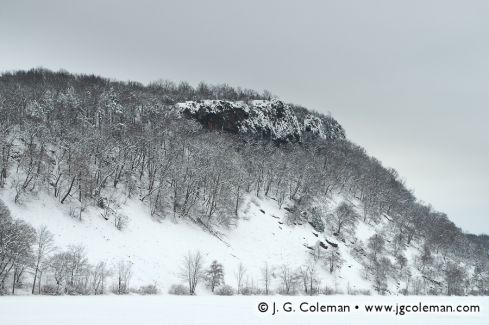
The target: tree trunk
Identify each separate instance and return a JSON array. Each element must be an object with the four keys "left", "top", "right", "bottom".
[
  {"left": 61, "top": 175, "right": 76, "bottom": 204},
  {"left": 31, "top": 267, "right": 38, "bottom": 294}
]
